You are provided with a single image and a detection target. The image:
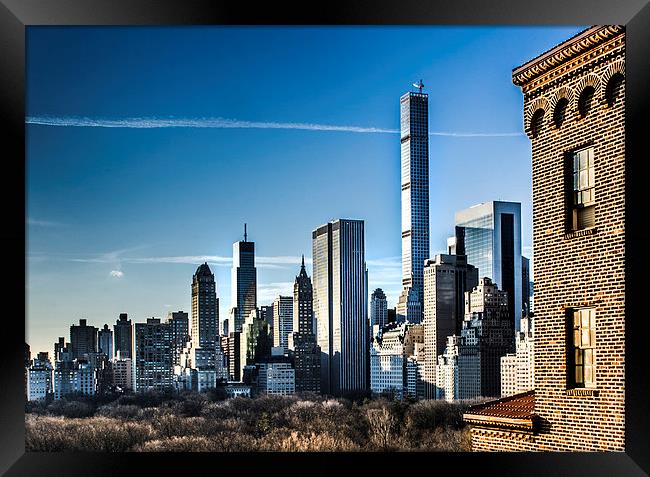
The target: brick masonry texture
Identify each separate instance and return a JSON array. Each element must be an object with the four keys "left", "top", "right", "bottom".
[{"left": 469, "top": 27, "right": 625, "bottom": 452}]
